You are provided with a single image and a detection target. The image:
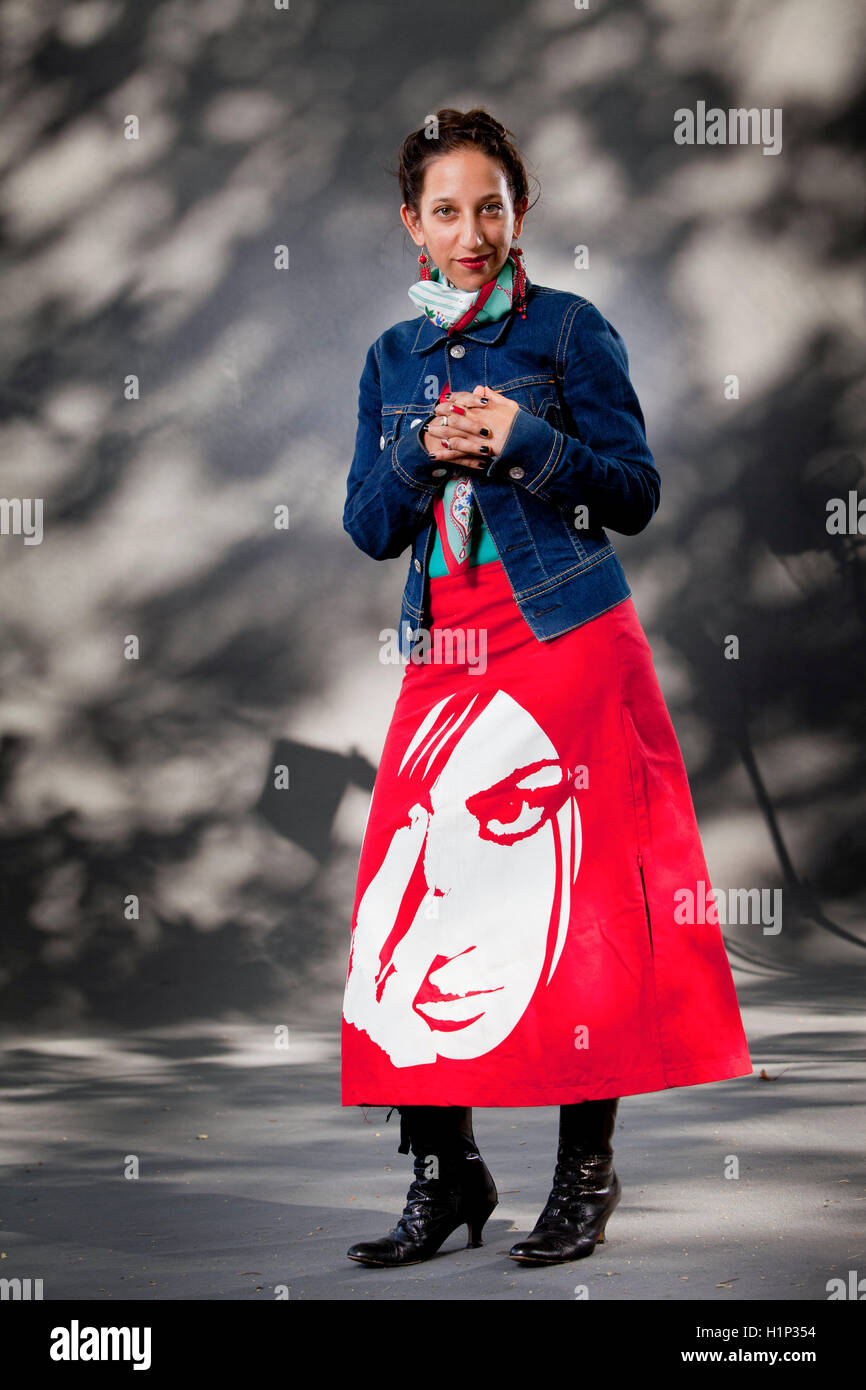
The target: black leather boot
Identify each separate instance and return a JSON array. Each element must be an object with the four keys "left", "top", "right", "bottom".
[
  {"left": 509, "top": 1097, "right": 621, "bottom": 1264},
  {"left": 346, "top": 1105, "right": 498, "bottom": 1267}
]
